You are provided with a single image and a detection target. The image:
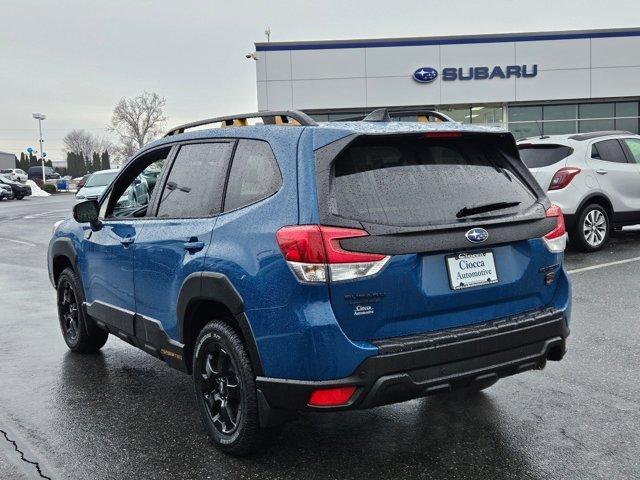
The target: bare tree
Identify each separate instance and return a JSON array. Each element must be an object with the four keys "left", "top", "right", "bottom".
[
  {"left": 63, "top": 129, "right": 96, "bottom": 160},
  {"left": 109, "top": 92, "right": 167, "bottom": 154}
]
